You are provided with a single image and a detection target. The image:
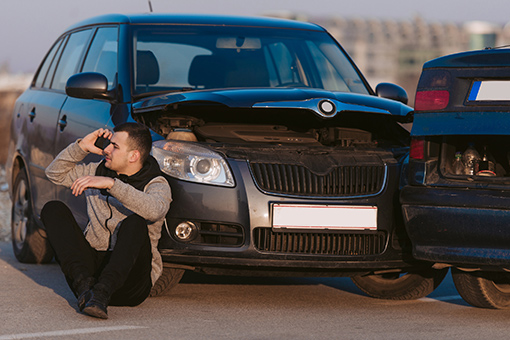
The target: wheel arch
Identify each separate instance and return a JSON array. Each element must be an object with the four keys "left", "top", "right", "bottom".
[{"left": 11, "top": 155, "right": 25, "bottom": 188}]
